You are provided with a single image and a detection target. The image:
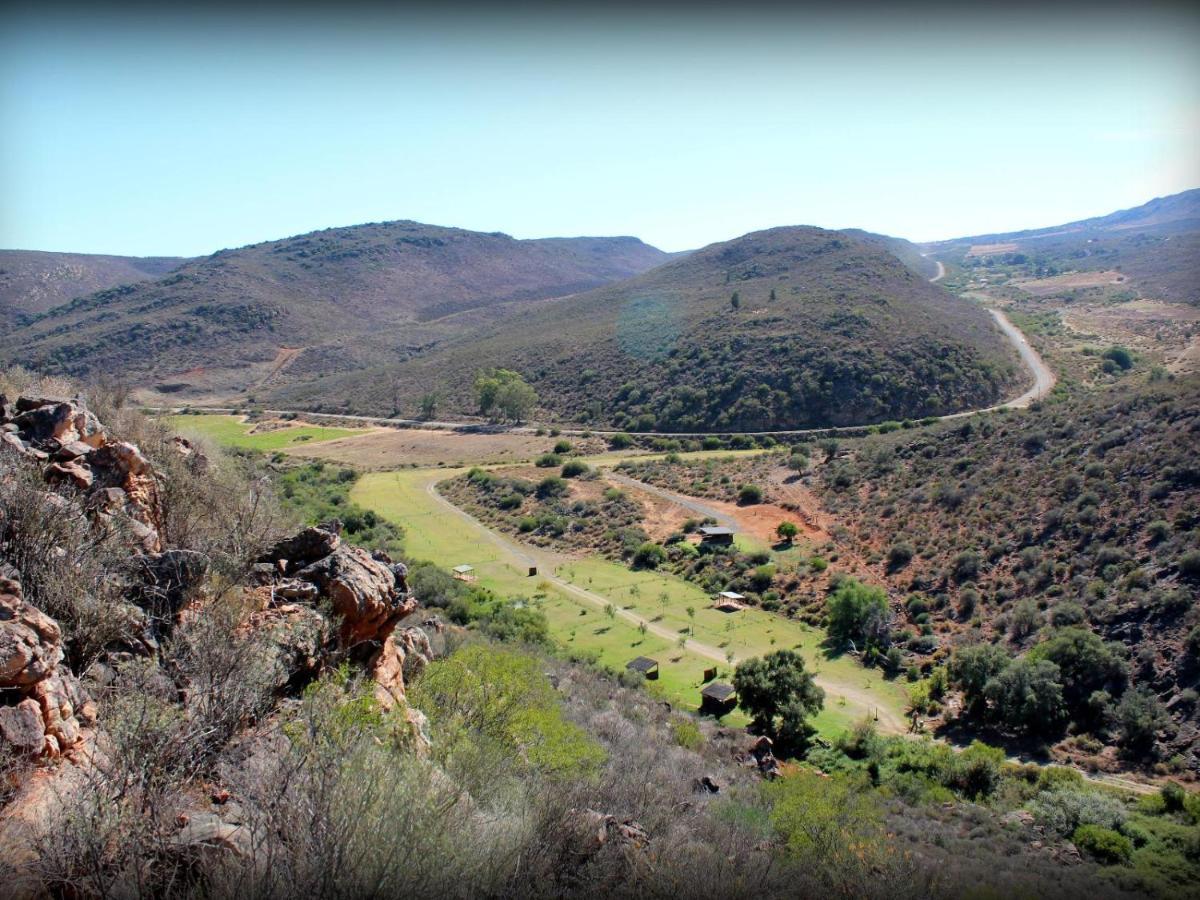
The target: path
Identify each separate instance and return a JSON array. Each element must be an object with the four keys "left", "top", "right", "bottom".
[
  {"left": 418, "top": 472, "right": 908, "bottom": 734},
  {"left": 607, "top": 471, "right": 740, "bottom": 531}
]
